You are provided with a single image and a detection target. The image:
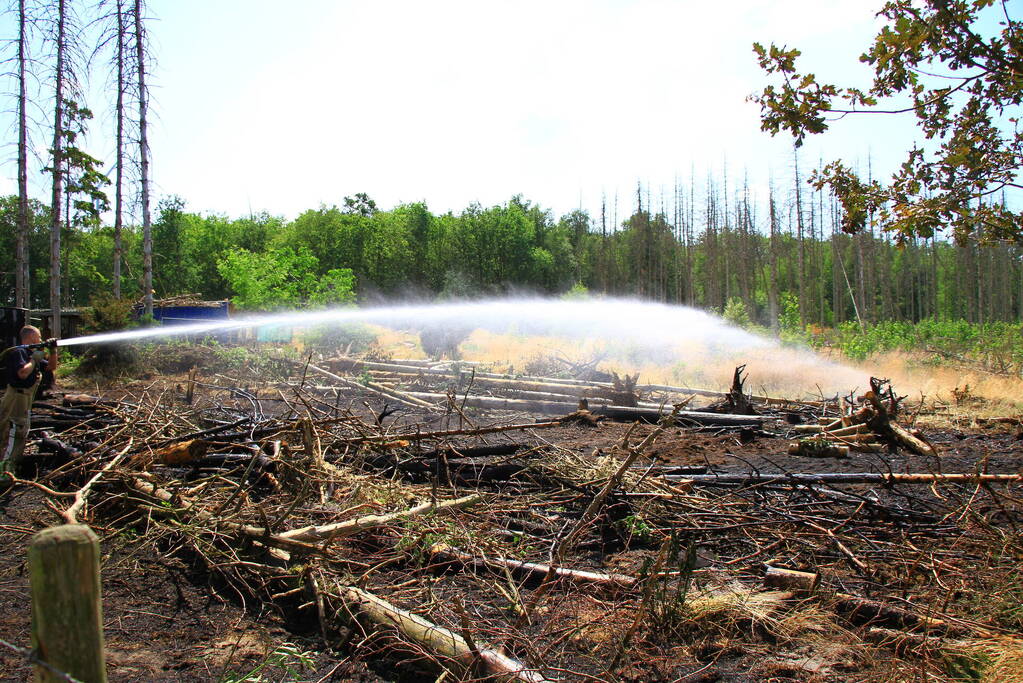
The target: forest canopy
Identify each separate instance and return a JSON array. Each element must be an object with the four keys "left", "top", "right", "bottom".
[{"left": 4, "top": 185, "right": 1023, "bottom": 331}]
